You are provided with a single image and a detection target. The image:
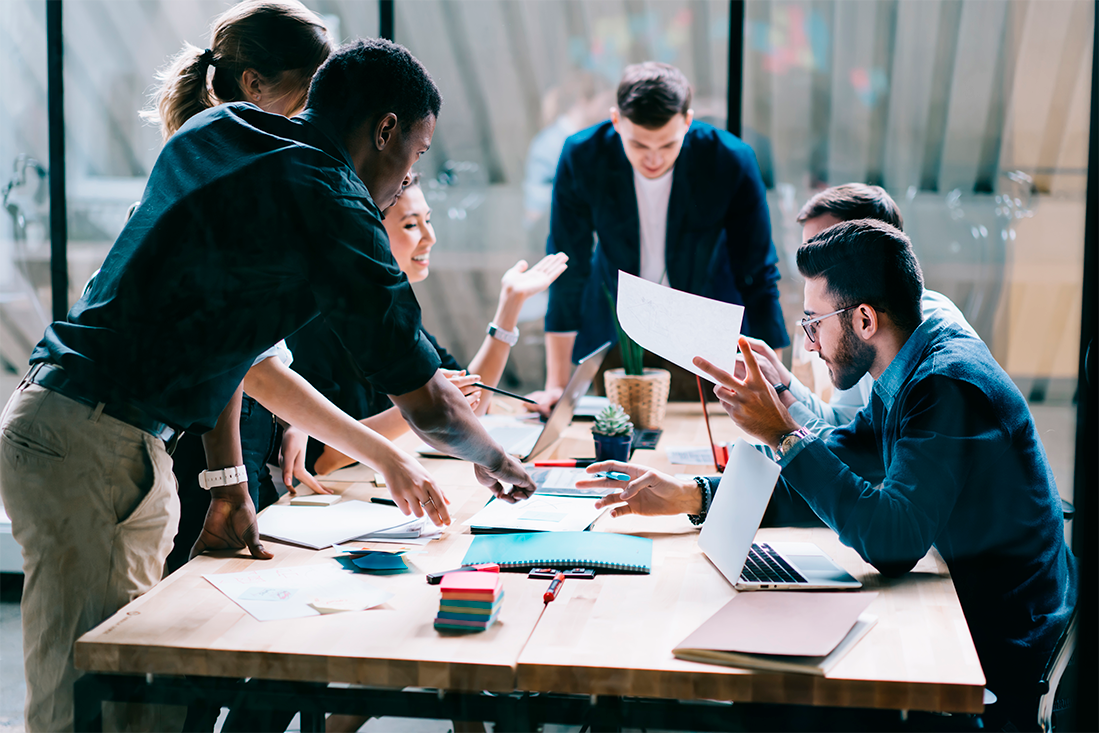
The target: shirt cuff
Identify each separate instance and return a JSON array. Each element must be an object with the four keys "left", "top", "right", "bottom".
[
  {"left": 788, "top": 375, "right": 814, "bottom": 403},
  {"left": 775, "top": 431, "right": 815, "bottom": 468}
]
